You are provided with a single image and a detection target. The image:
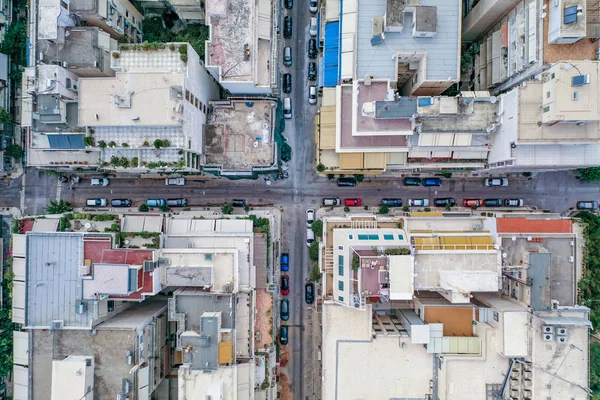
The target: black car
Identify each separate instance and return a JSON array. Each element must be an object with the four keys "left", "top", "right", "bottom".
[
  {"left": 283, "top": 16, "right": 292, "bottom": 39},
  {"left": 166, "top": 198, "right": 188, "bottom": 207},
  {"left": 284, "top": 0, "right": 292, "bottom": 8},
  {"left": 337, "top": 177, "right": 356, "bottom": 187},
  {"left": 282, "top": 73, "right": 292, "bottom": 93},
  {"left": 232, "top": 199, "right": 246, "bottom": 207},
  {"left": 280, "top": 299, "right": 290, "bottom": 321},
  {"left": 305, "top": 282, "right": 314, "bottom": 304},
  {"left": 111, "top": 199, "right": 132, "bottom": 207},
  {"left": 308, "top": 38, "right": 317, "bottom": 59},
  {"left": 577, "top": 200, "right": 599, "bottom": 210},
  {"left": 403, "top": 177, "right": 422, "bottom": 186},
  {"left": 434, "top": 198, "right": 456, "bottom": 207},
  {"left": 483, "top": 198, "right": 503, "bottom": 207},
  {"left": 308, "top": 62, "right": 317, "bottom": 80},
  {"left": 381, "top": 198, "right": 402, "bottom": 207},
  {"left": 280, "top": 326, "right": 288, "bottom": 345}
]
